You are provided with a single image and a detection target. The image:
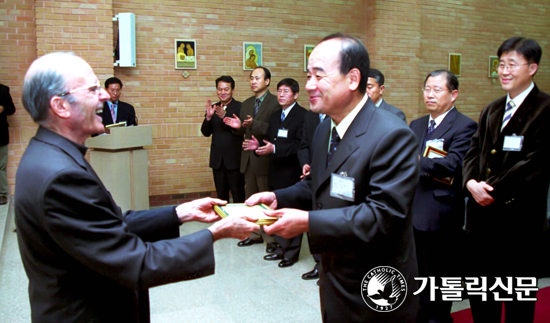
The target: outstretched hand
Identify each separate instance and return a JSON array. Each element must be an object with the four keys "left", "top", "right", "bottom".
[{"left": 175, "top": 197, "right": 227, "bottom": 224}]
